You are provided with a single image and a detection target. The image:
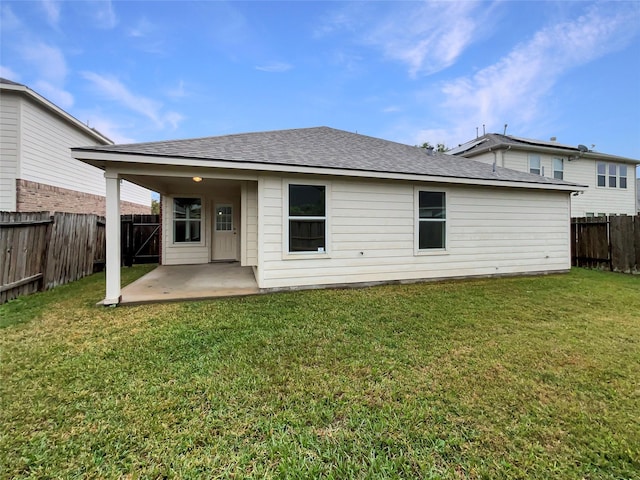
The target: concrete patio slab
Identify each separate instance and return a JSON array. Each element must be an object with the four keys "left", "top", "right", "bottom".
[{"left": 119, "top": 262, "right": 259, "bottom": 305}]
